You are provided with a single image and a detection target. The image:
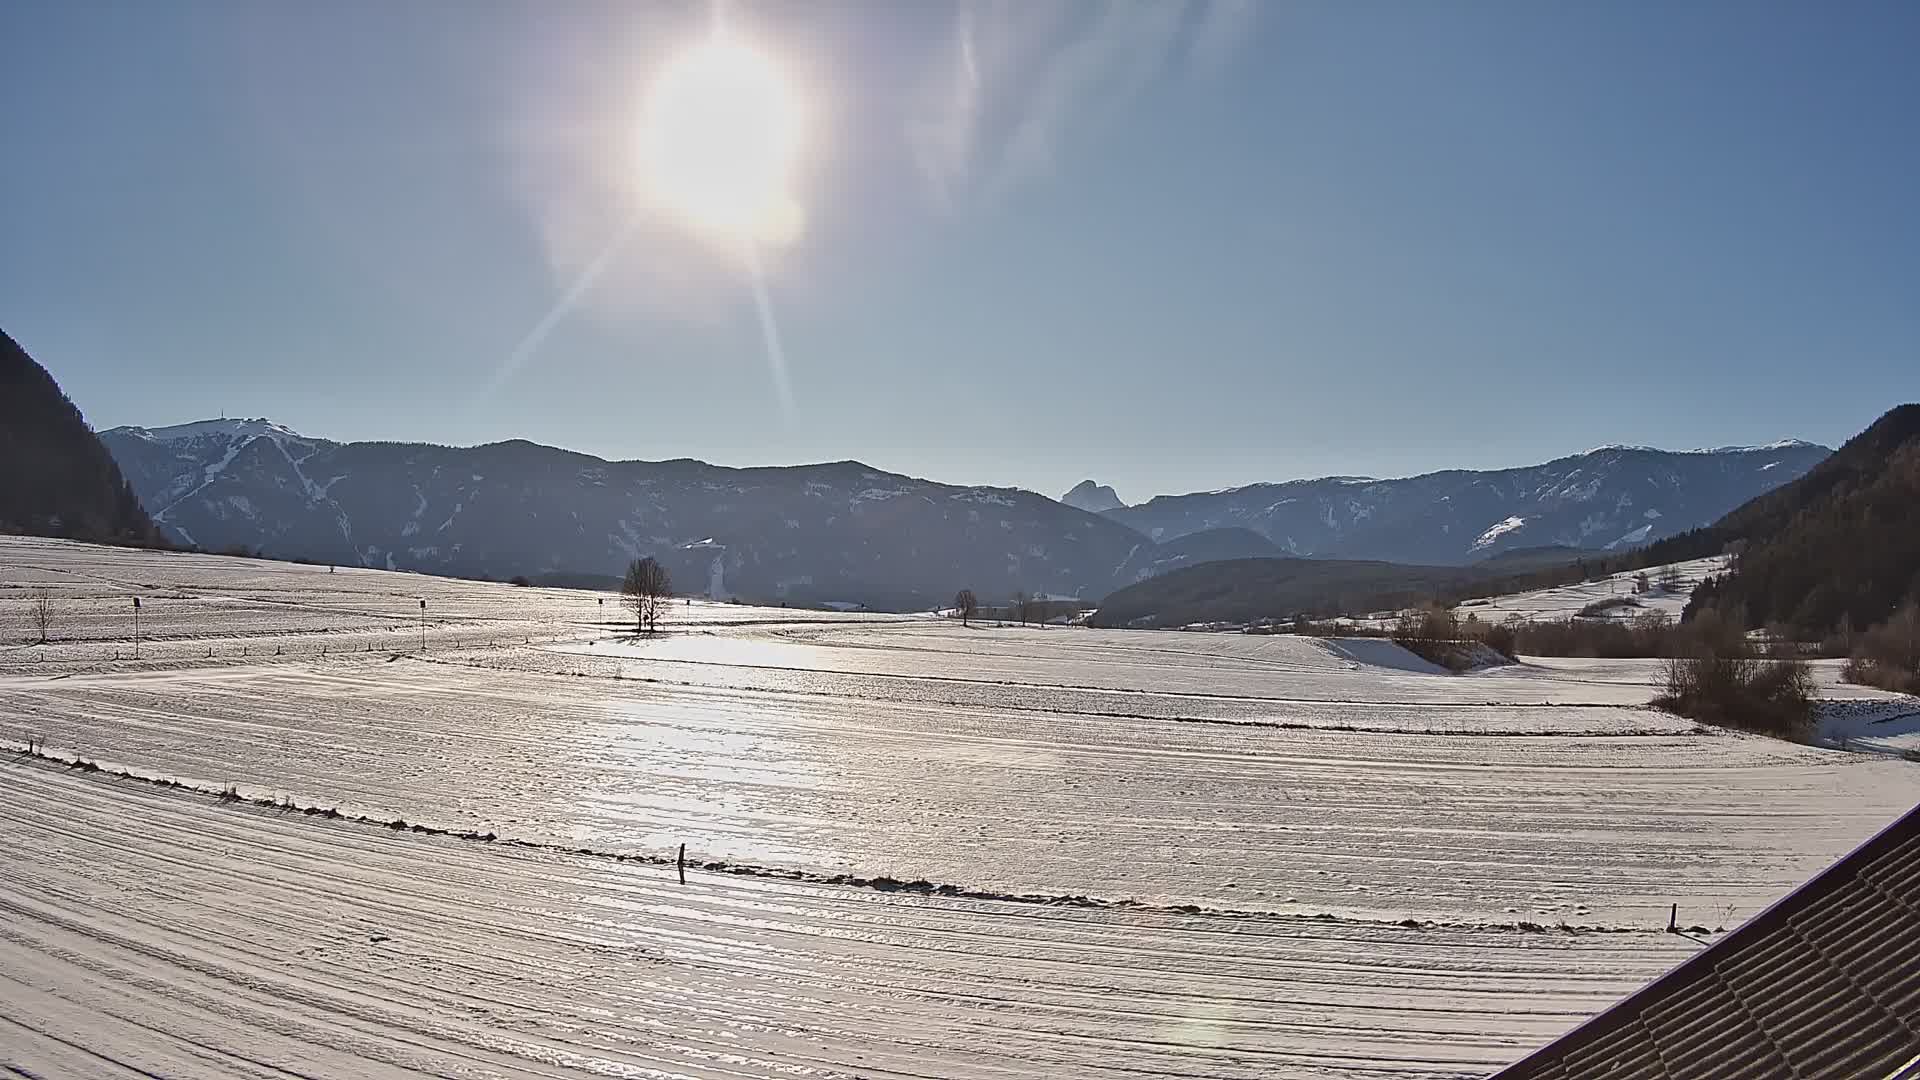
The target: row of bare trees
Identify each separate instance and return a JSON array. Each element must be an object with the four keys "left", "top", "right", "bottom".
[{"left": 949, "top": 589, "right": 1057, "bottom": 627}]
